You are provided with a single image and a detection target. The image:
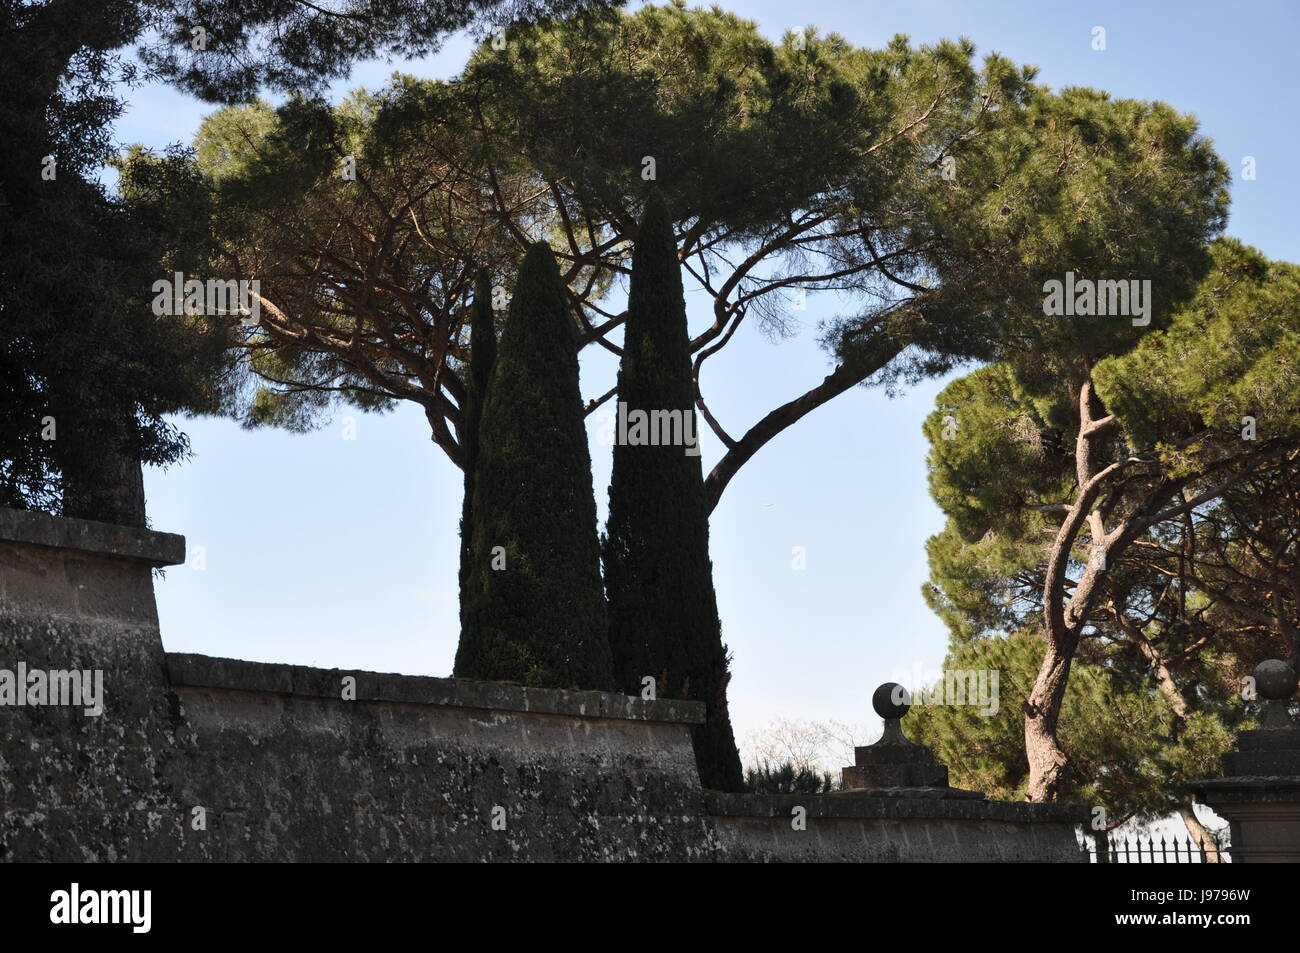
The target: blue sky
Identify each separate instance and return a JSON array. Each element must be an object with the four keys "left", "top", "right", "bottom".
[{"left": 118, "top": 0, "right": 1300, "bottom": 758}]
